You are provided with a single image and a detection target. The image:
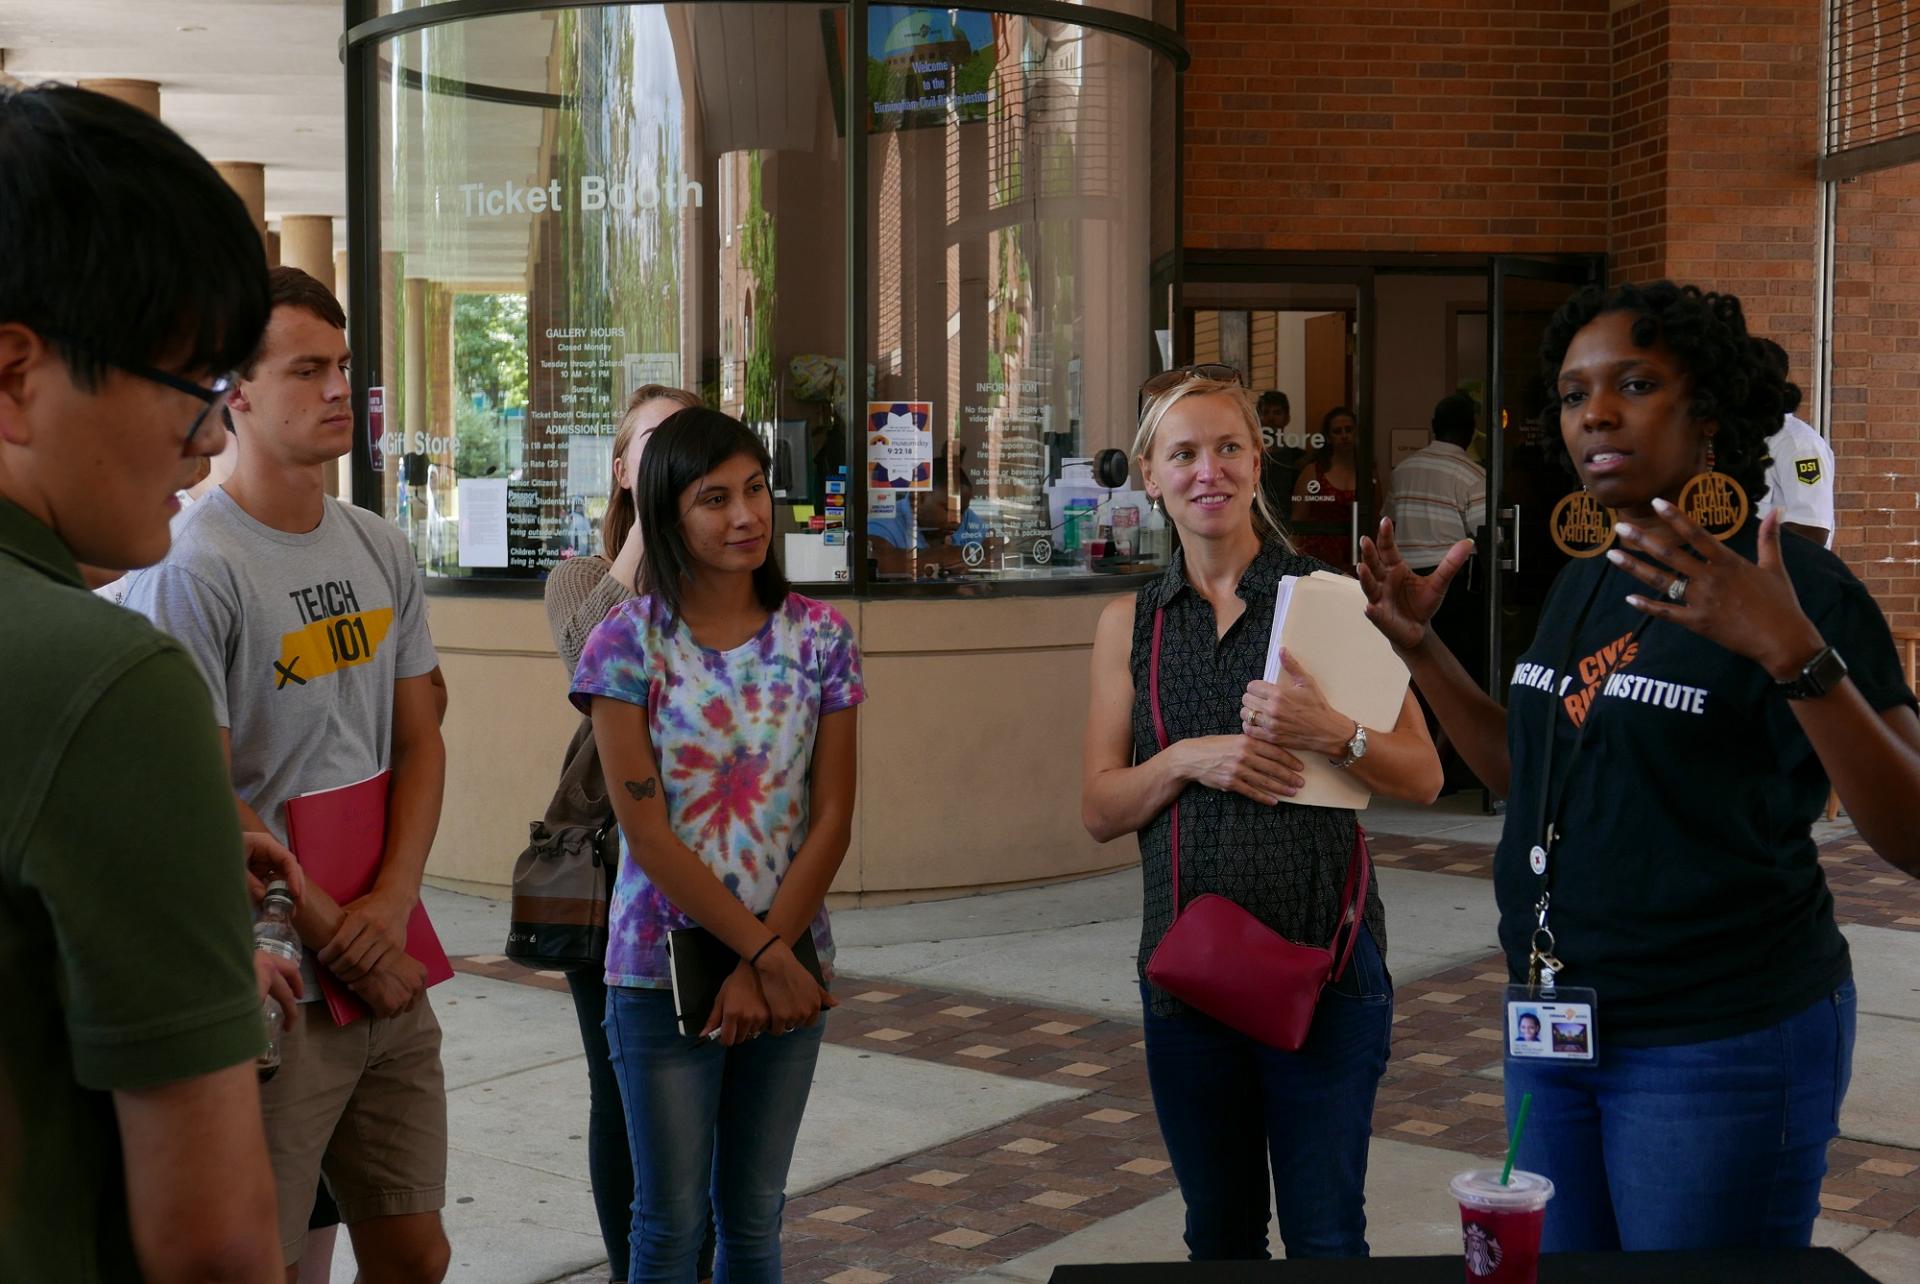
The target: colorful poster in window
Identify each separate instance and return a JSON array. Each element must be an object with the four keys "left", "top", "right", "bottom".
[
  {"left": 822, "top": 7, "right": 997, "bottom": 135},
  {"left": 867, "top": 400, "right": 934, "bottom": 490},
  {"left": 869, "top": 8, "right": 995, "bottom": 131},
  {"left": 367, "top": 386, "right": 387, "bottom": 473}
]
